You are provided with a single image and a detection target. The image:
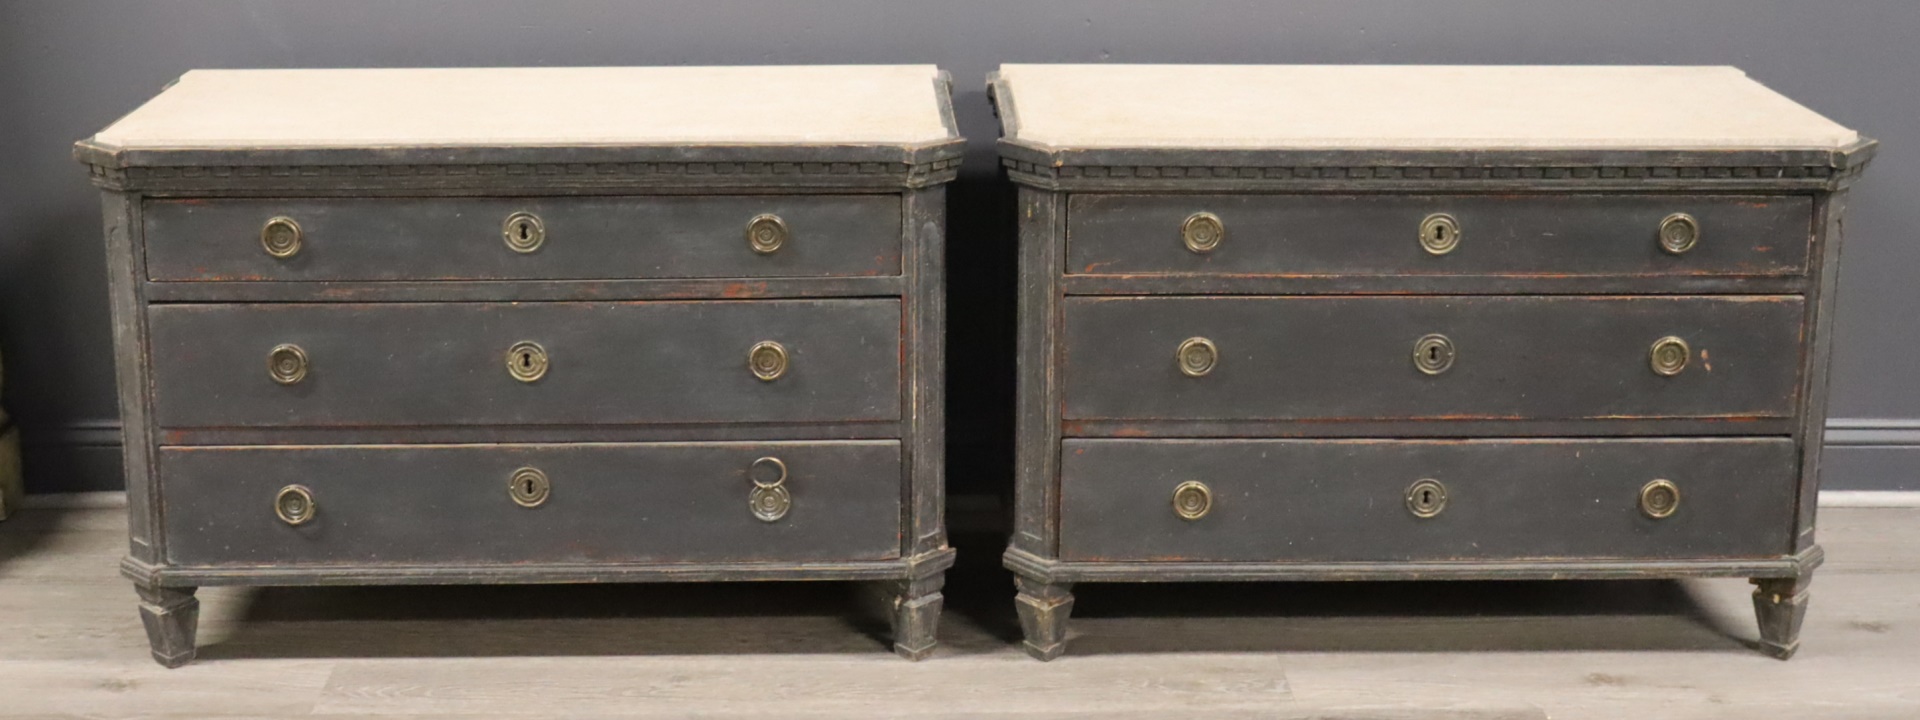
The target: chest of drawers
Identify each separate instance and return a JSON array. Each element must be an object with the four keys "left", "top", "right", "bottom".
[
  {"left": 991, "top": 64, "right": 1874, "bottom": 660},
  {"left": 77, "top": 66, "right": 963, "bottom": 665}
]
